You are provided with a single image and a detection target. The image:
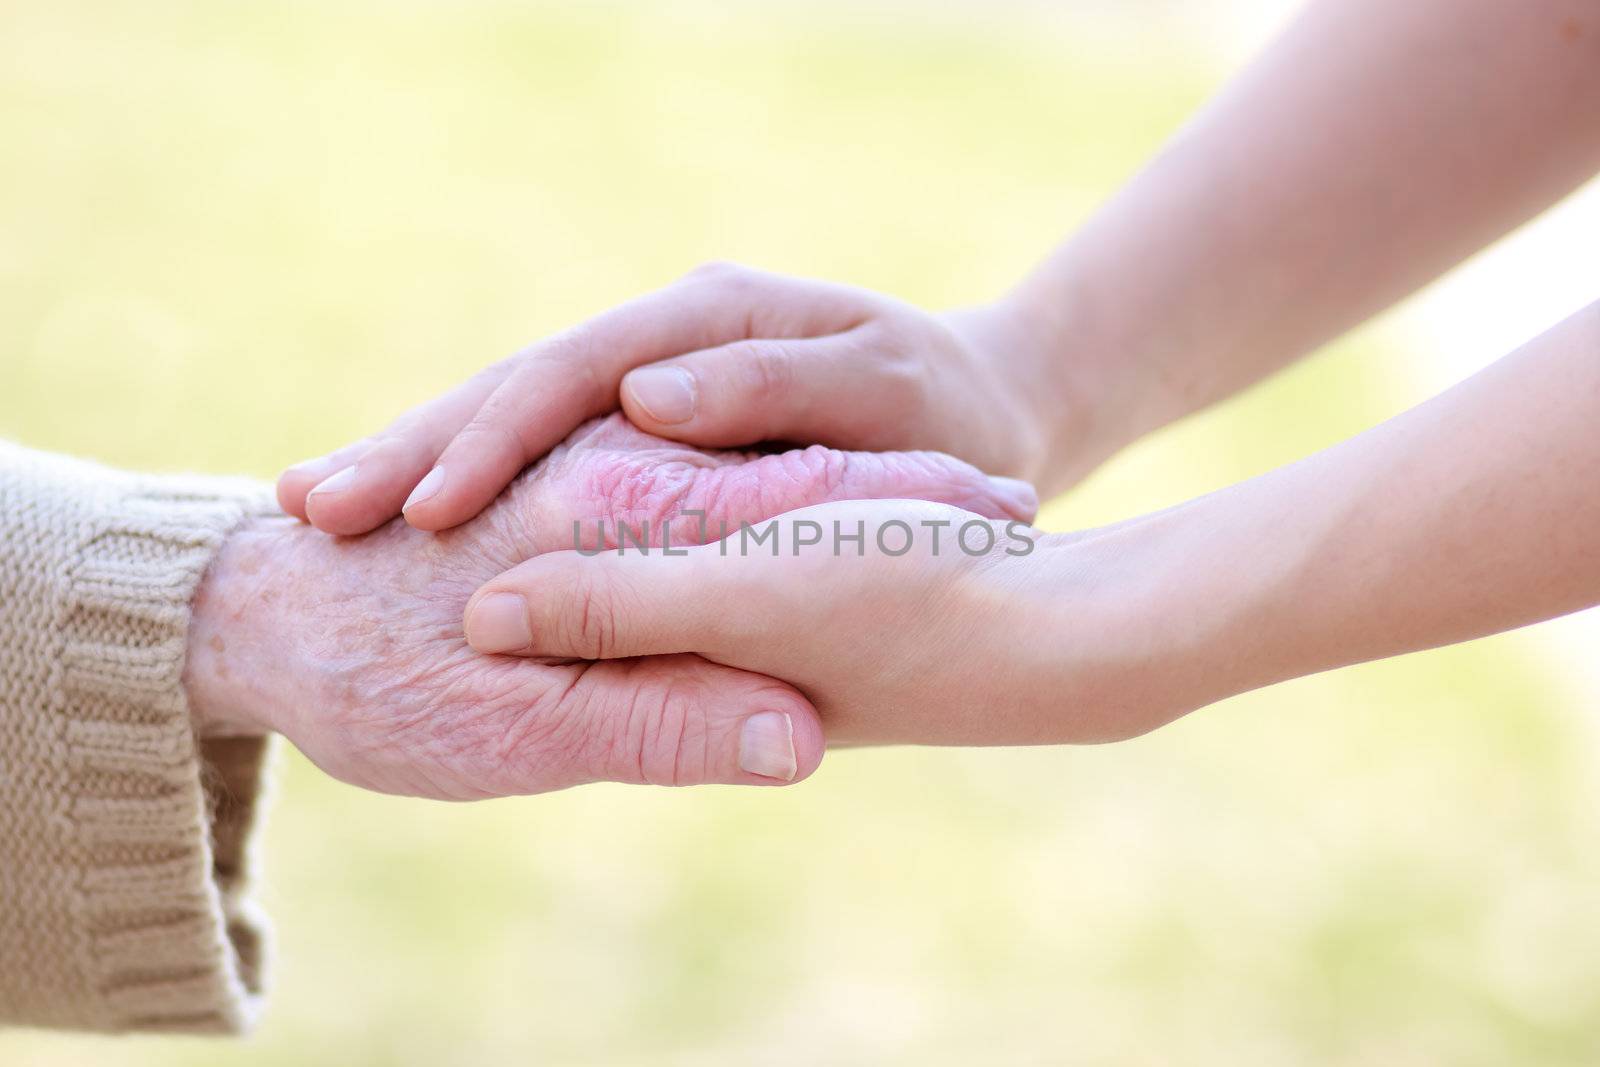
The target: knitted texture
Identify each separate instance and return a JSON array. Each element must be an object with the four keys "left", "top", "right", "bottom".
[{"left": 0, "top": 441, "right": 277, "bottom": 1034}]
